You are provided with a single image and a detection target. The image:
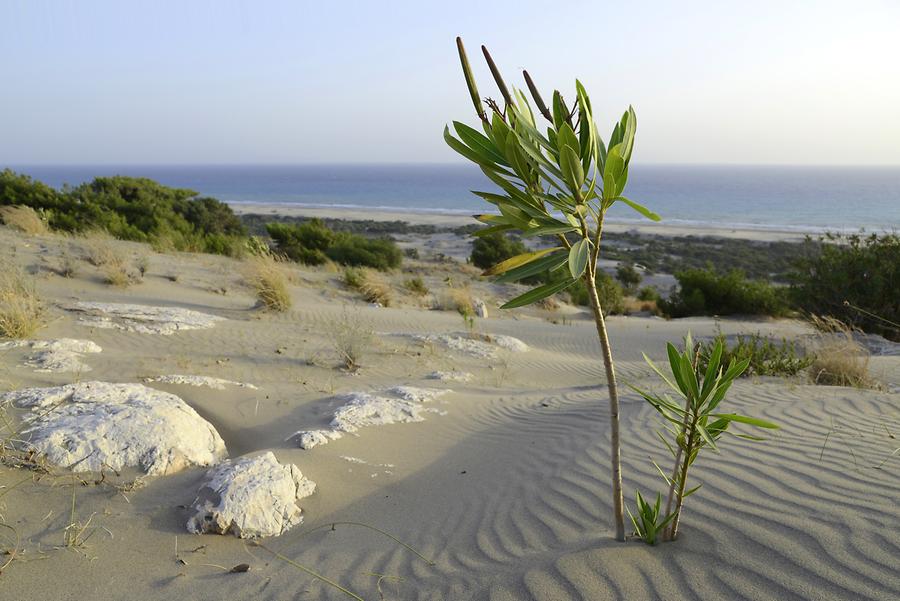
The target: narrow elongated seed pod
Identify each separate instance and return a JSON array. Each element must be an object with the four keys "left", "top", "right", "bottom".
[
  {"left": 523, "top": 70, "right": 553, "bottom": 123},
  {"left": 481, "top": 45, "right": 513, "bottom": 107},
  {"left": 456, "top": 37, "right": 486, "bottom": 122}
]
